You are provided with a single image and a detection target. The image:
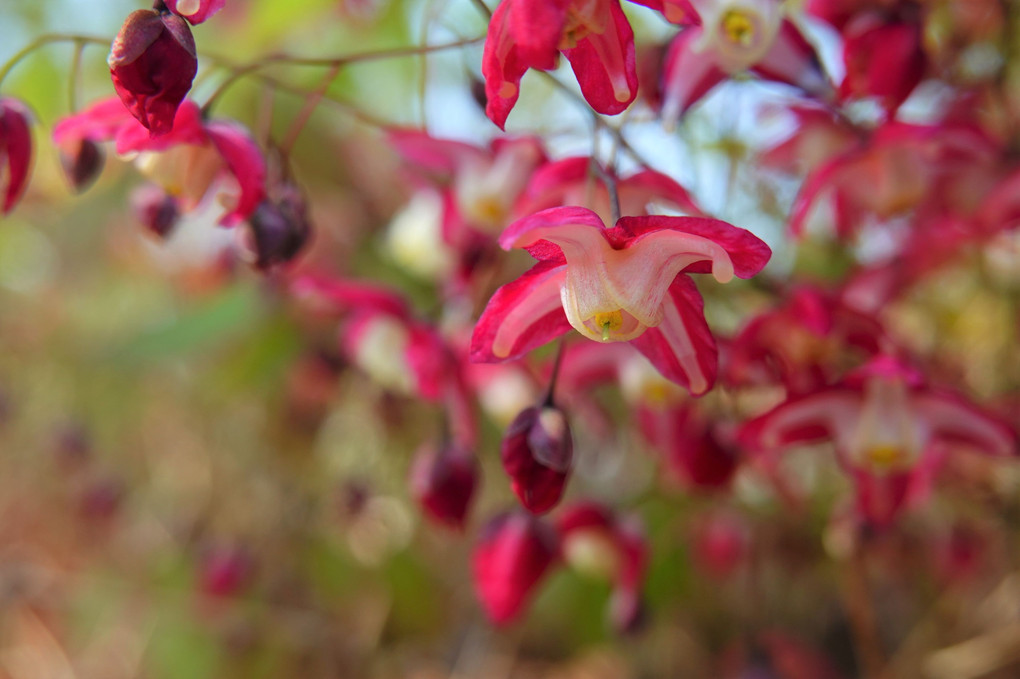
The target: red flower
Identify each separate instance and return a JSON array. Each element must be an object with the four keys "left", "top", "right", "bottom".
[
  {"left": 108, "top": 7, "right": 198, "bottom": 136},
  {"left": 409, "top": 442, "right": 479, "bottom": 529},
  {"left": 0, "top": 97, "right": 32, "bottom": 215},
  {"left": 482, "top": 0, "right": 638, "bottom": 129},
  {"left": 472, "top": 512, "right": 559, "bottom": 624}
]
